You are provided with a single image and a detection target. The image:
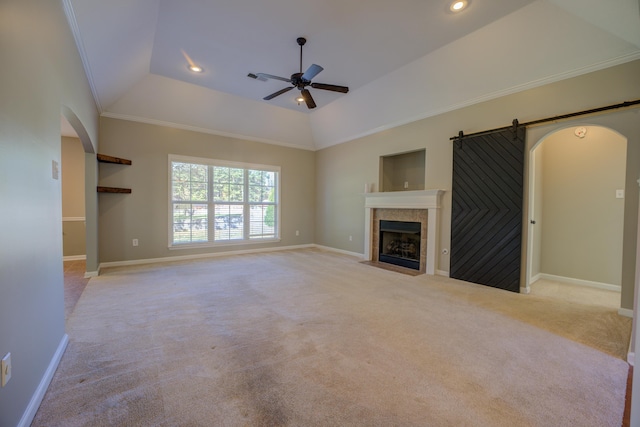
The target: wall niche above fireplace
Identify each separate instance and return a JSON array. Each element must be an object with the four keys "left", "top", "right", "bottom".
[{"left": 379, "top": 149, "right": 425, "bottom": 192}]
